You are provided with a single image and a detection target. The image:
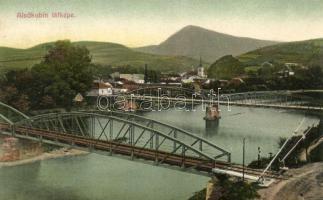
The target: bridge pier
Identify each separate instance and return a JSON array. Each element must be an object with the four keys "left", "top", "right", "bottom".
[{"left": 204, "top": 105, "right": 220, "bottom": 130}]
